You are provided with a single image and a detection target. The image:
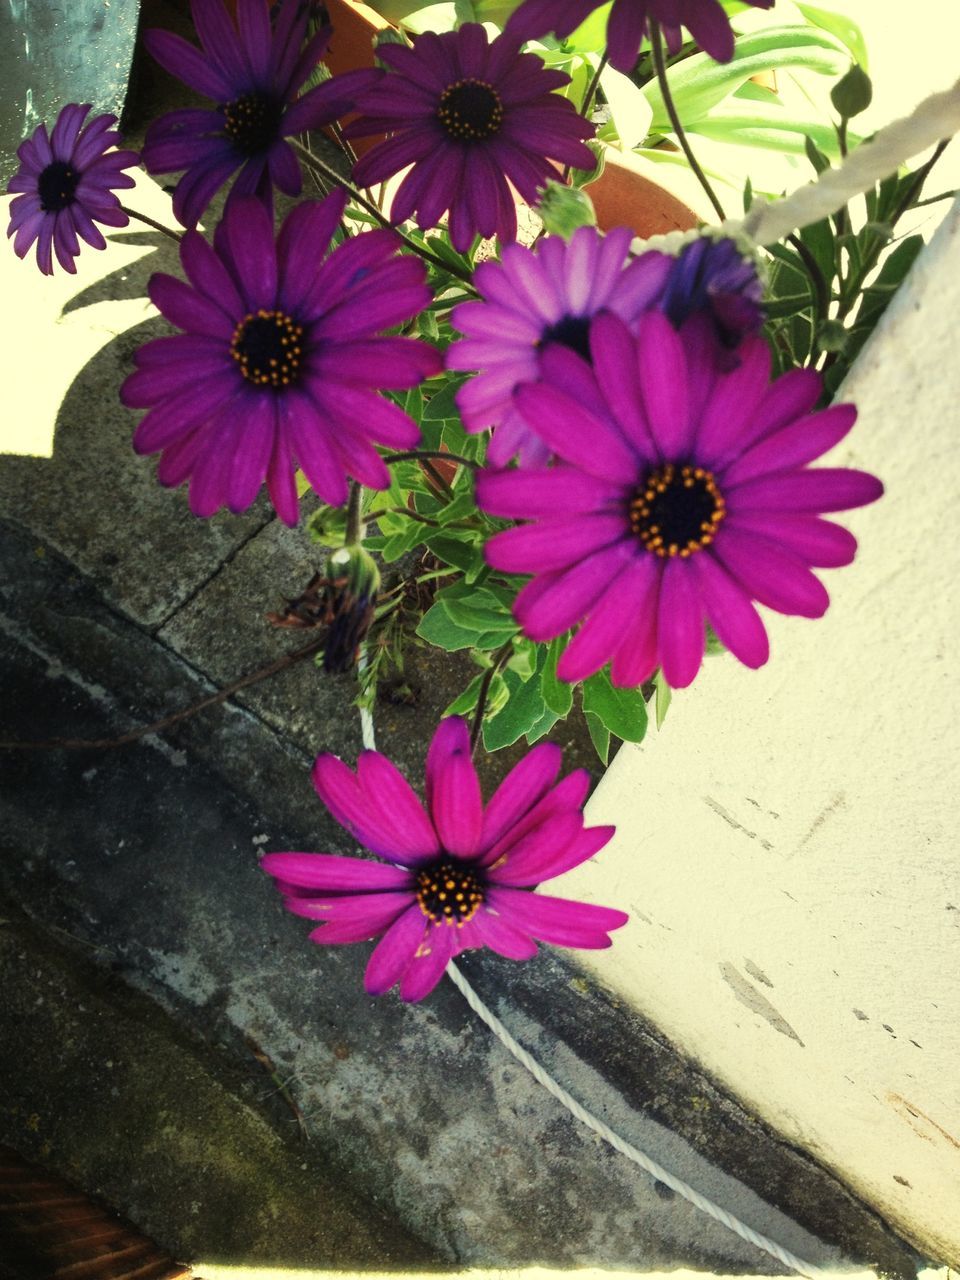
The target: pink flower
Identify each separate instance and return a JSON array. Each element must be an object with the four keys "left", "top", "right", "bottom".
[
  {"left": 476, "top": 312, "right": 883, "bottom": 689},
  {"left": 262, "top": 718, "right": 627, "bottom": 1002}
]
